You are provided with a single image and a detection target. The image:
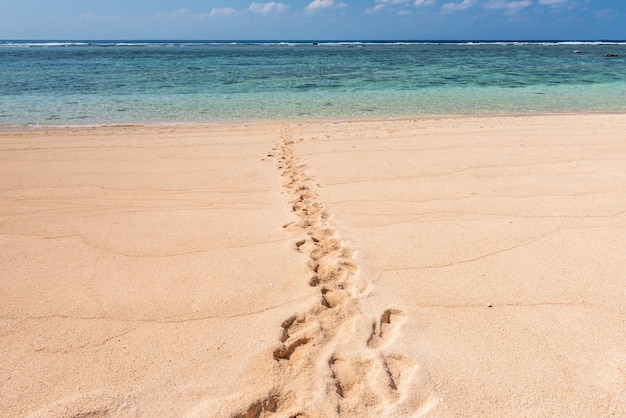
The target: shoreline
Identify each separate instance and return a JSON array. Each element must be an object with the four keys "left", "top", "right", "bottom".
[
  {"left": 2, "top": 114, "right": 625, "bottom": 416},
  {"left": 3, "top": 109, "right": 626, "bottom": 131}
]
